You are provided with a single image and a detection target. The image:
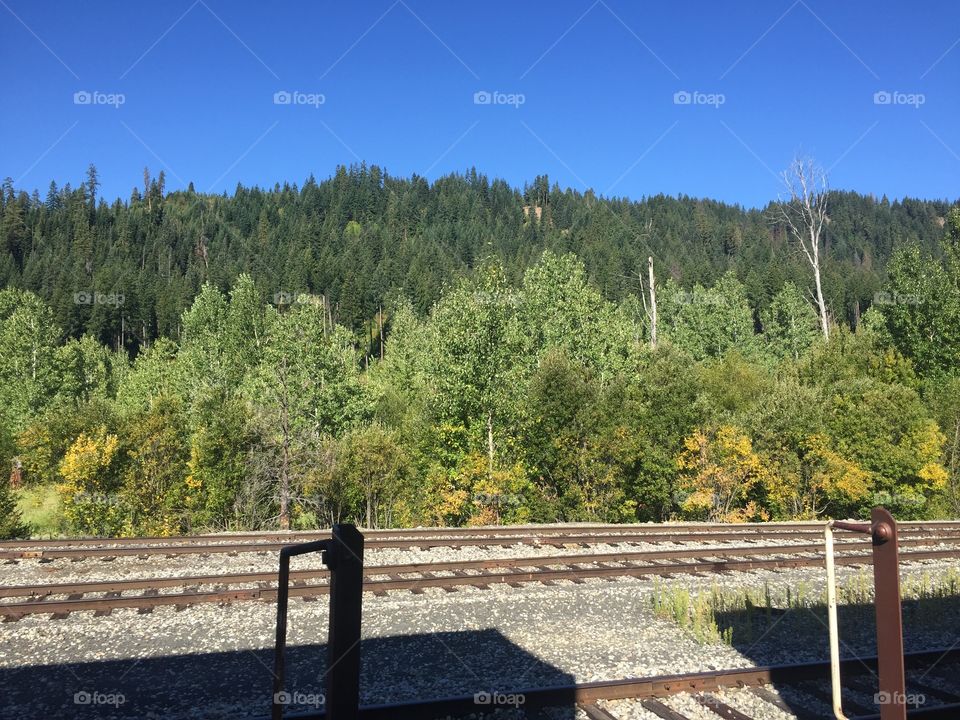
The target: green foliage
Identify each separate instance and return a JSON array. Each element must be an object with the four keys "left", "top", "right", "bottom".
[
  {"left": 880, "top": 212, "right": 960, "bottom": 375},
  {"left": 119, "top": 397, "right": 190, "bottom": 535},
  {"left": 0, "top": 168, "right": 958, "bottom": 534},
  {"left": 762, "top": 282, "right": 820, "bottom": 361},
  {"left": 184, "top": 395, "right": 252, "bottom": 530},
  {"left": 825, "top": 377, "right": 946, "bottom": 518},
  {"left": 0, "top": 289, "right": 61, "bottom": 431},
  {"left": 1, "top": 480, "right": 29, "bottom": 538},
  {"left": 660, "top": 273, "right": 756, "bottom": 360},
  {"left": 335, "top": 425, "right": 413, "bottom": 528}
]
